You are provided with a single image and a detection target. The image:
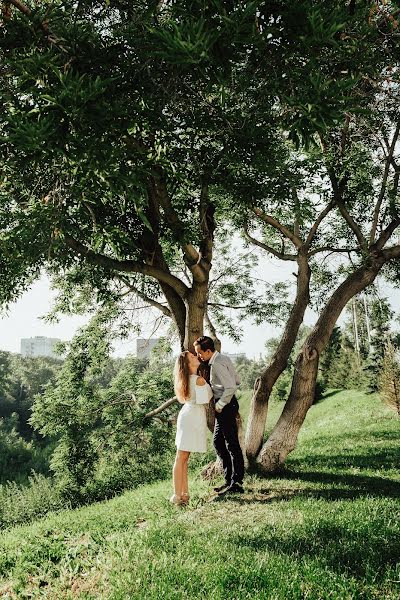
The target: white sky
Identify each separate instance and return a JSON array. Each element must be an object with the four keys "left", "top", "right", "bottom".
[{"left": 0, "top": 258, "right": 399, "bottom": 359}]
